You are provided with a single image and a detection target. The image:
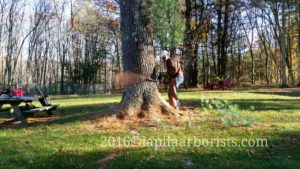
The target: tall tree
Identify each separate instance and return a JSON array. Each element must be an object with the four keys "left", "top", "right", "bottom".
[
  {"left": 298, "top": 0, "right": 300, "bottom": 86},
  {"left": 216, "top": 0, "right": 228, "bottom": 77},
  {"left": 280, "top": 1, "right": 288, "bottom": 87},
  {"left": 183, "top": 0, "right": 205, "bottom": 87},
  {"left": 119, "top": 0, "right": 173, "bottom": 117},
  {"left": 219, "top": 0, "right": 229, "bottom": 77},
  {"left": 152, "top": 0, "right": 184, "bottom": 54}
]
